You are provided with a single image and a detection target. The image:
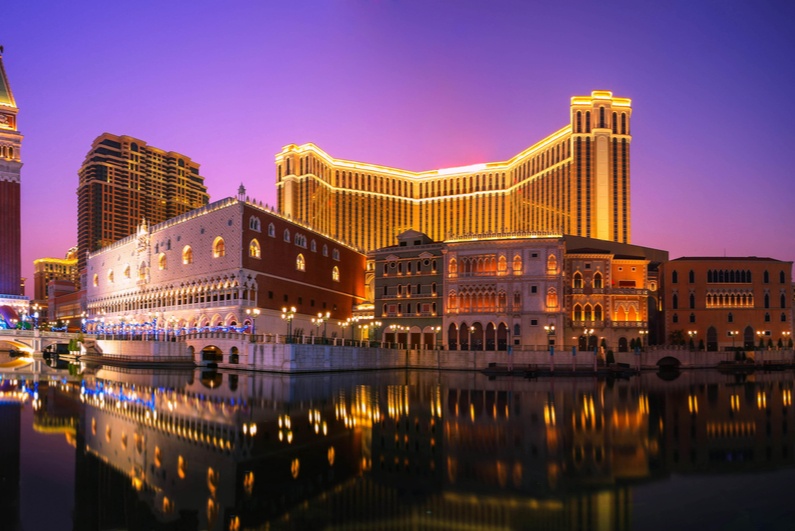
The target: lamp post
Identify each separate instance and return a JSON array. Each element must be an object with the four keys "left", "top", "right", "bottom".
[
  {"left": 544, "top": 325, "right": 555, "bottom": 373},
  {"left": 312, "top": 312, "right": 330, "bottom": 342},
  {"left": 468, "top": 325, "right": 475, "bottom": 352},
  {"left": 639, "top": 329, "right": 649, "bottom": 351},
  {"left": 246, "top": 308, "right": 261, "bottom": 340},
  {"left": 729, "top": 330, "right": 738, "bottom": 349},
  {"left": 584, "top": 328, "right": 596, "bottom": 372},
  {"left": 33, "top": 303, "right": 41, "bottom": 329},
  {"left": 784, "top": 331, "right": 792, "bottom": 352},
  {"left": 687, "top": 330, "right": 697, "bottom": 350},
  {"left": 433, "top": 326, "right": 442, "bottom": 350},
  {"left": 340, "top": 321, "right": 349, "bottom": 345},
  {"left": 389, "top": 323, "right": 401, "bottom": 348},
  {"left": 281, "top": 307, "right": 296, "bottom": 343},
  {"left": 358, "top": 324, "right": 369, "bottom": 344},
  {"left": 370, "top": 321, "right": 382, "bottom": 346}
]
